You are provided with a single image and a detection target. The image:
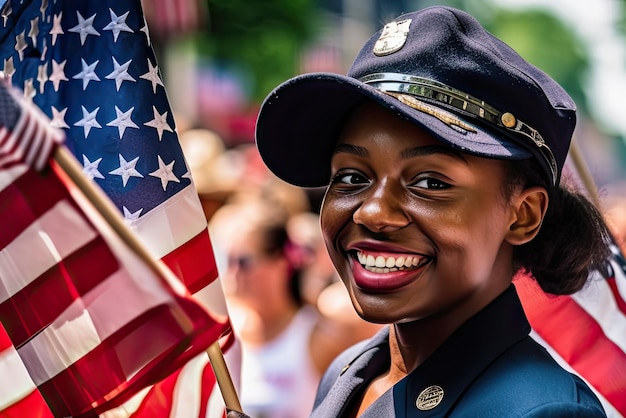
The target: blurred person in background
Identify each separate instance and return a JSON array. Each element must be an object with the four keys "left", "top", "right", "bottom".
[
  {"left": 602, "top": 182, "right": 626, "bottom": 255},
  {"left": 209, "top": 196, "right": 380, "bottom": 418}
]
